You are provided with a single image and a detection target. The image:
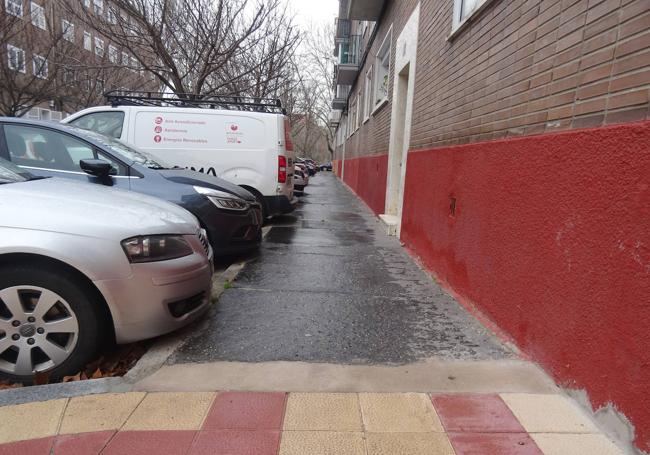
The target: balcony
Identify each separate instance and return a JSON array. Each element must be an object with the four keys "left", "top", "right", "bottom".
[
  {"left": 346, "top": 0, "right": 386, "bottom": 20},
  {"left": 334, "top": 35, "right": 361, "bottom": 86},
  {"left": 328, "top": 110, "right": 342, "bottom": 127},
  {"left": 332, "top": 85, "right": 350, "bottom": 110},
  {"left": 335, "top": 18, "right": 351, "bottom": 40}
]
